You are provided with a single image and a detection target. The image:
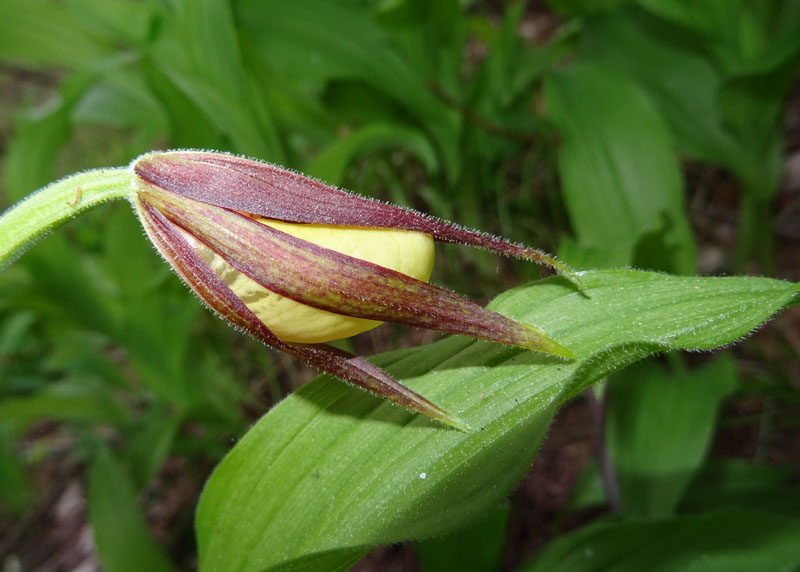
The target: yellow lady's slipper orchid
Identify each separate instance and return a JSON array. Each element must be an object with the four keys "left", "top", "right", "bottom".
[{"left": 131, "top": 150, "right": 578, "bottom": 429}]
